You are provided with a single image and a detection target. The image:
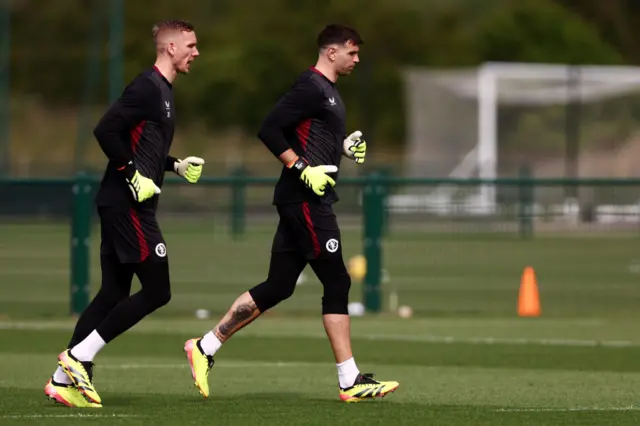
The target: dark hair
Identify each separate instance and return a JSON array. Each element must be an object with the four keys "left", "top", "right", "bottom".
[
  {"left": 316, "top": 24, "right": 363, "bottom": 49},
  {"left": 152, "top": 20, "right": 195, "bottom": 39}
]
